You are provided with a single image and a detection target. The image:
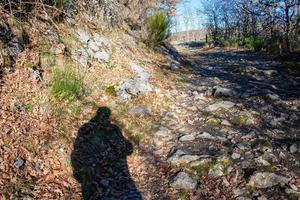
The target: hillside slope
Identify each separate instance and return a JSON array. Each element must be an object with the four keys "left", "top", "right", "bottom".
[{"left": 1, "top": 1, "right": 300, "bottom": 200}]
